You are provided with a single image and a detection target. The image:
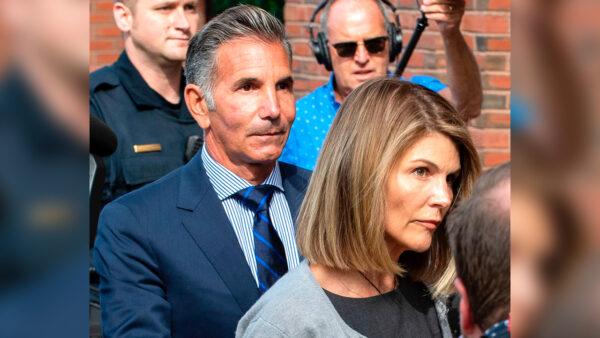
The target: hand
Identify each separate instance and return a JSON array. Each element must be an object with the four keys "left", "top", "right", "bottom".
[{"left": 420, "top": 0, "right": 465, "bottom": 36}]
